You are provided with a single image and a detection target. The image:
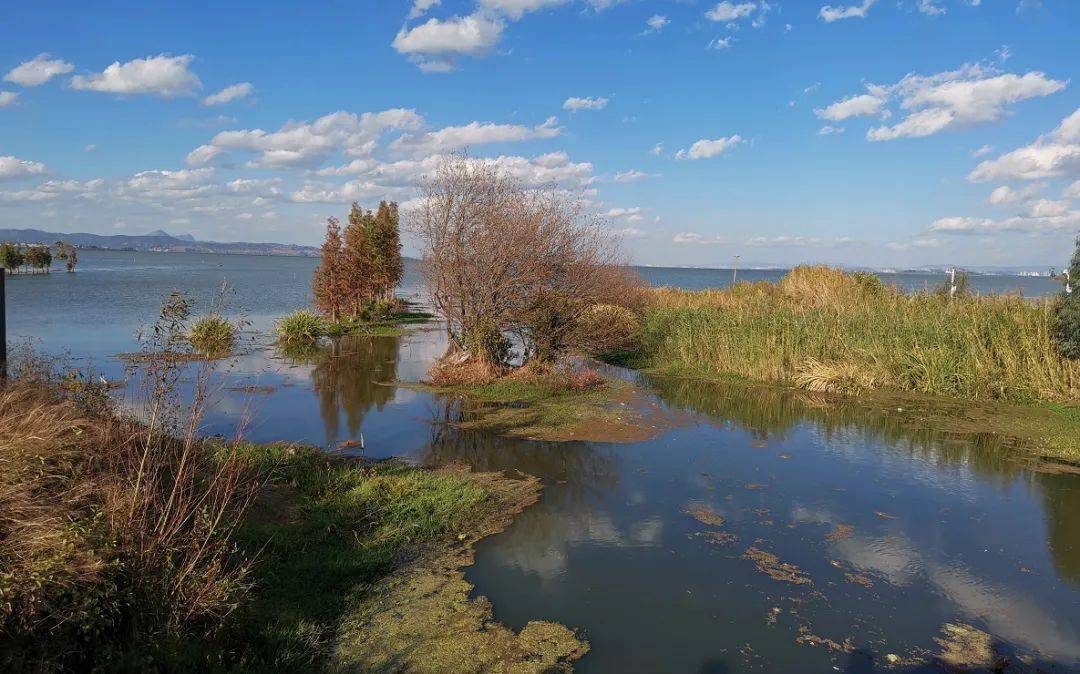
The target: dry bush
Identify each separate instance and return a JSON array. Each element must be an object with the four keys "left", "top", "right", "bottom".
[
  {"left": 427, "top": 357, "right": 507, "bottom": 387},
  {"left": 411, "top": 154, "right": 643, "bottom": 369},
  {"left": 1, "top": 296, "right": 259, "bottom": 671}
]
